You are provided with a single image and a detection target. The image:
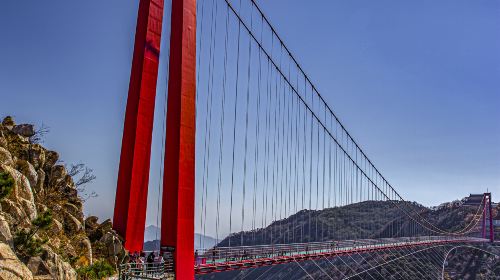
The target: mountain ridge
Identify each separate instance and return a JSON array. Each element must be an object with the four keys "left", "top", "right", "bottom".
[{"left": 143, "top": 225, "right": 217, "bottom": 250}]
